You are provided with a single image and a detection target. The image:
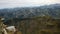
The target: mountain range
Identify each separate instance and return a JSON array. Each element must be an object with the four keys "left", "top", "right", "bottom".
[{"left": 0, "top": 3, "right": 60, "bottom": 19}]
